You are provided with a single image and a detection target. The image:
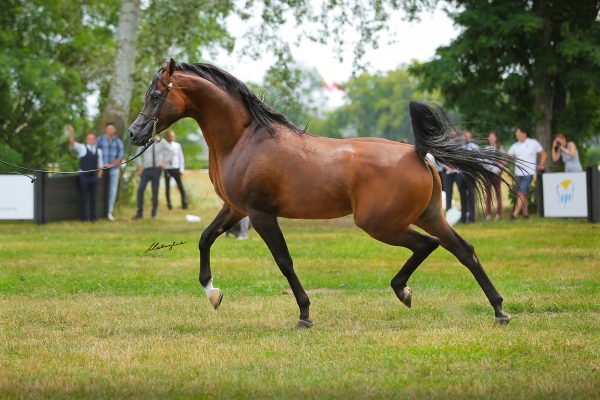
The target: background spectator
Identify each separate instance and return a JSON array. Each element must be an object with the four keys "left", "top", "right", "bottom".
[
  {"left": 133, "top": 141, "right": 173, "bottom": 219},
  {"left": 164, "top": 130, "right": 188, "bottom": 210},
  {"left": 552, "top": 133, "right": 583, "bottom": 172},
  {"left": 455, "top": 129, "right": 479, "bottom": 223},
  {"left": 484, "top": 132, "right": 505, "bottom": 221},
  {"left": 68, "top": 124, "right": 103, "bottom": 222},
  {"left": 508, "top": 128, "right": 547, "bottom": 219},
  {"left": 96, "top": 122, "right": 123, "bottom": 221}
]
